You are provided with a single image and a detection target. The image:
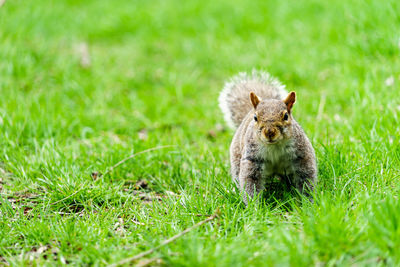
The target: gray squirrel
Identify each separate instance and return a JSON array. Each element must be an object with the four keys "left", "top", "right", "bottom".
[{"left": 219, "top": 70, "right": 317, "bottom": 204}]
